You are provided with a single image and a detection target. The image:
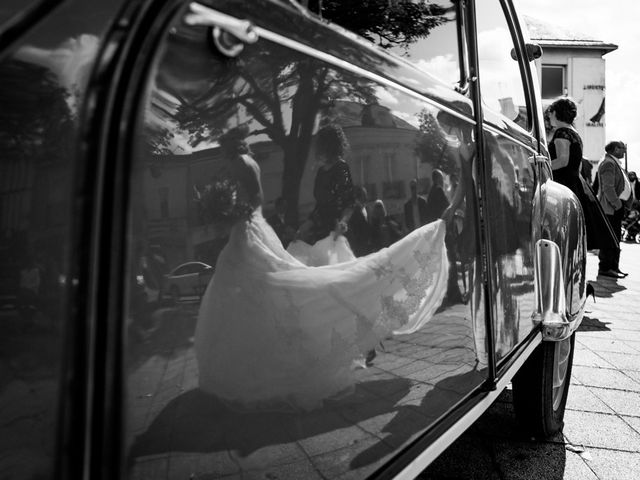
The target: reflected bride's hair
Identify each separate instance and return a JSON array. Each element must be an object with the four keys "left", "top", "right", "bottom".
[
  {"left": 218, "top": 124, "right": 252, "bottom": 158},
  {"left": 199, "top": 125, "right": 257, "bottom": 226}
]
